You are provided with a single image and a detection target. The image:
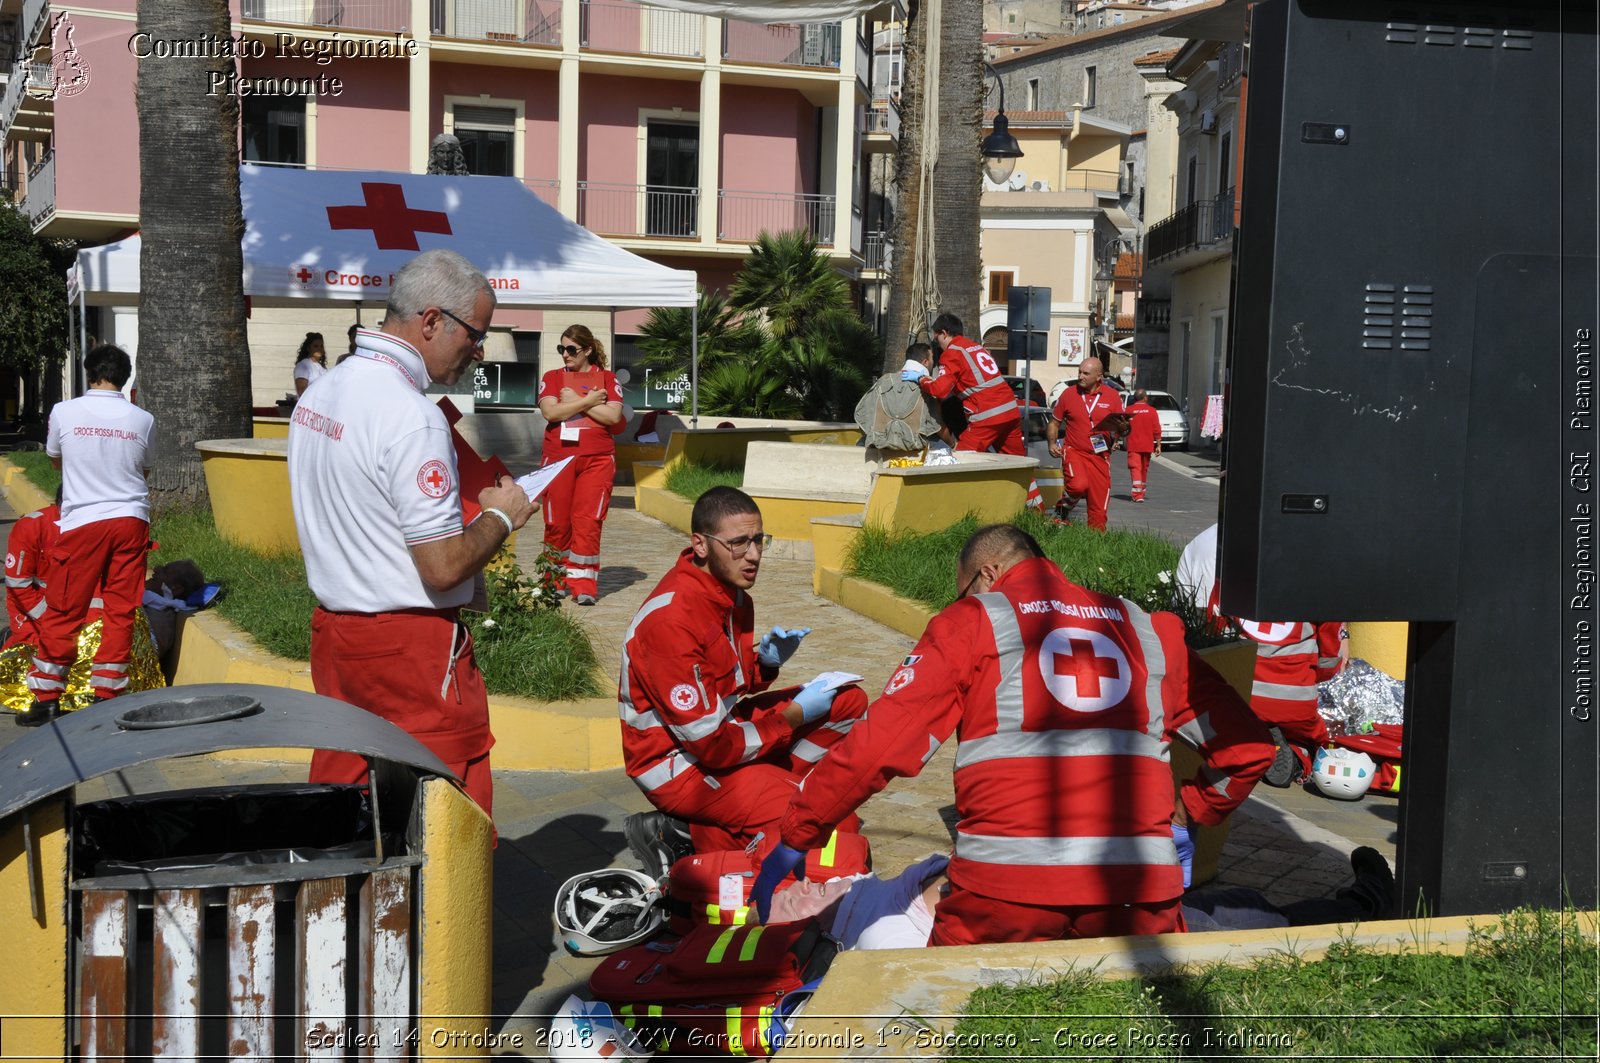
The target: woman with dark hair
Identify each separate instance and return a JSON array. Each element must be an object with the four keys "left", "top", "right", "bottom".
[
  {"left": 536, "top": 324, "right": 627, "bottom": 604},
  {"left": 293, "top": 332, "right": 327, "bottom": 396}
]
